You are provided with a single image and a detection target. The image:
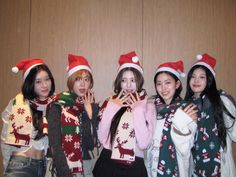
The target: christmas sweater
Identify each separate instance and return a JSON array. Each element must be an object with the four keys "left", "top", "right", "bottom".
[
  {"left": 47, "top": 91, "right": 99, "bottom": 177},
  {"left": 146, "top": 96, "right": 197, "bottom": 177},
  {"left": 1, "top": 93, "right": 54, "bottom": 171},
  {"left": 98, "top": 95, "right": 156, "bottom": 158},
  {"left": 191, "top": 90, "right": 236, "bottom": 177}
]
